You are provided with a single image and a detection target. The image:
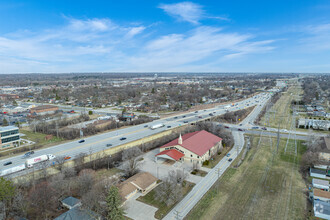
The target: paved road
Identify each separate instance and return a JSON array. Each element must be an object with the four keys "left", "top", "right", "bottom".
[
  {"left": 163, "top": 91, "right": 269, "bottom": 220},
  {"left": 0, "top": 93, "right": 272, "bottom": 177}
]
